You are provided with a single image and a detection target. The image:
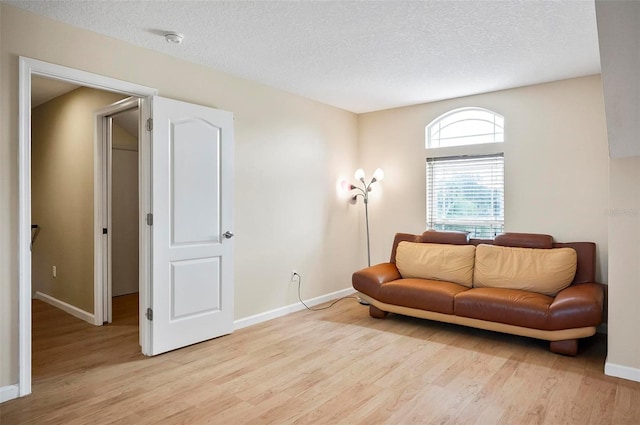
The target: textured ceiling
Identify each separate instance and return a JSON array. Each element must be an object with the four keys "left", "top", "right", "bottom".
[{"left": 8, "top": 0, "right": 601, "bottom": 113}]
